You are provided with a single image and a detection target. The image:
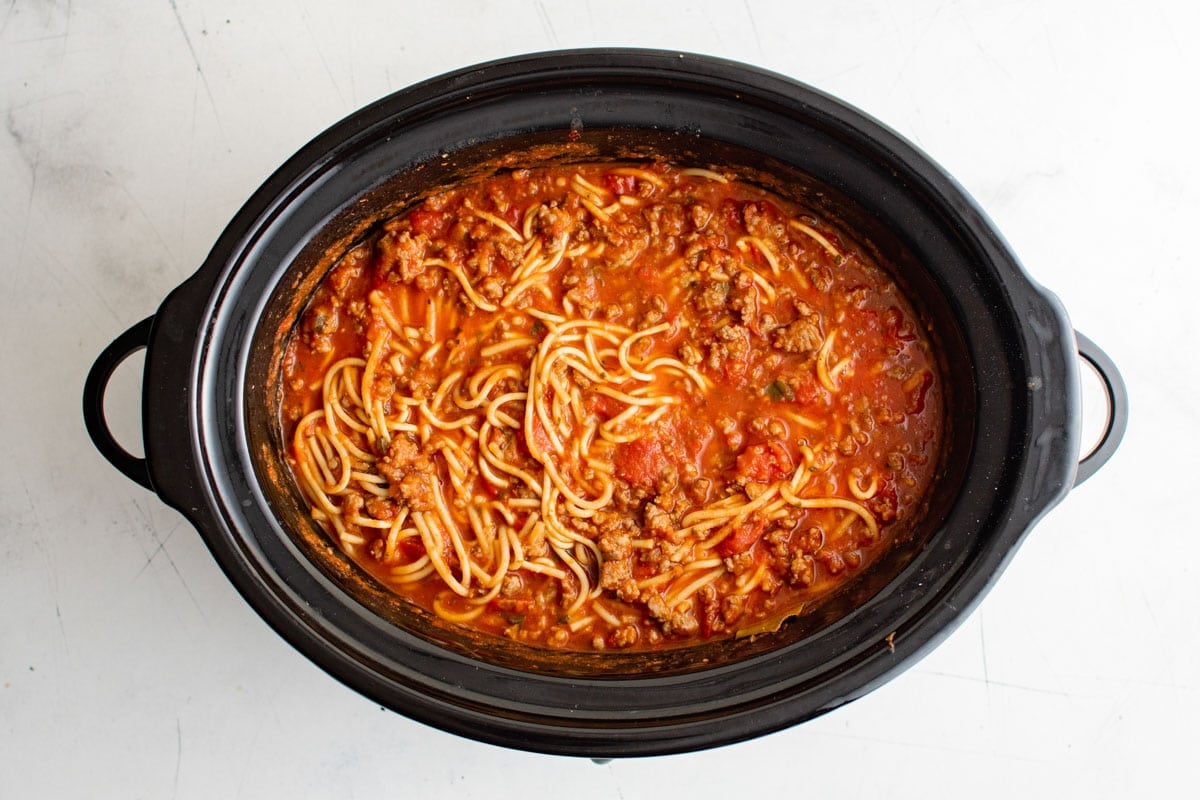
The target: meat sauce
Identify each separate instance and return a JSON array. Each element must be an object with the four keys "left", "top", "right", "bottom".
[{"left": 280, "top": 162, "right": 943, "bottom": 651}]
